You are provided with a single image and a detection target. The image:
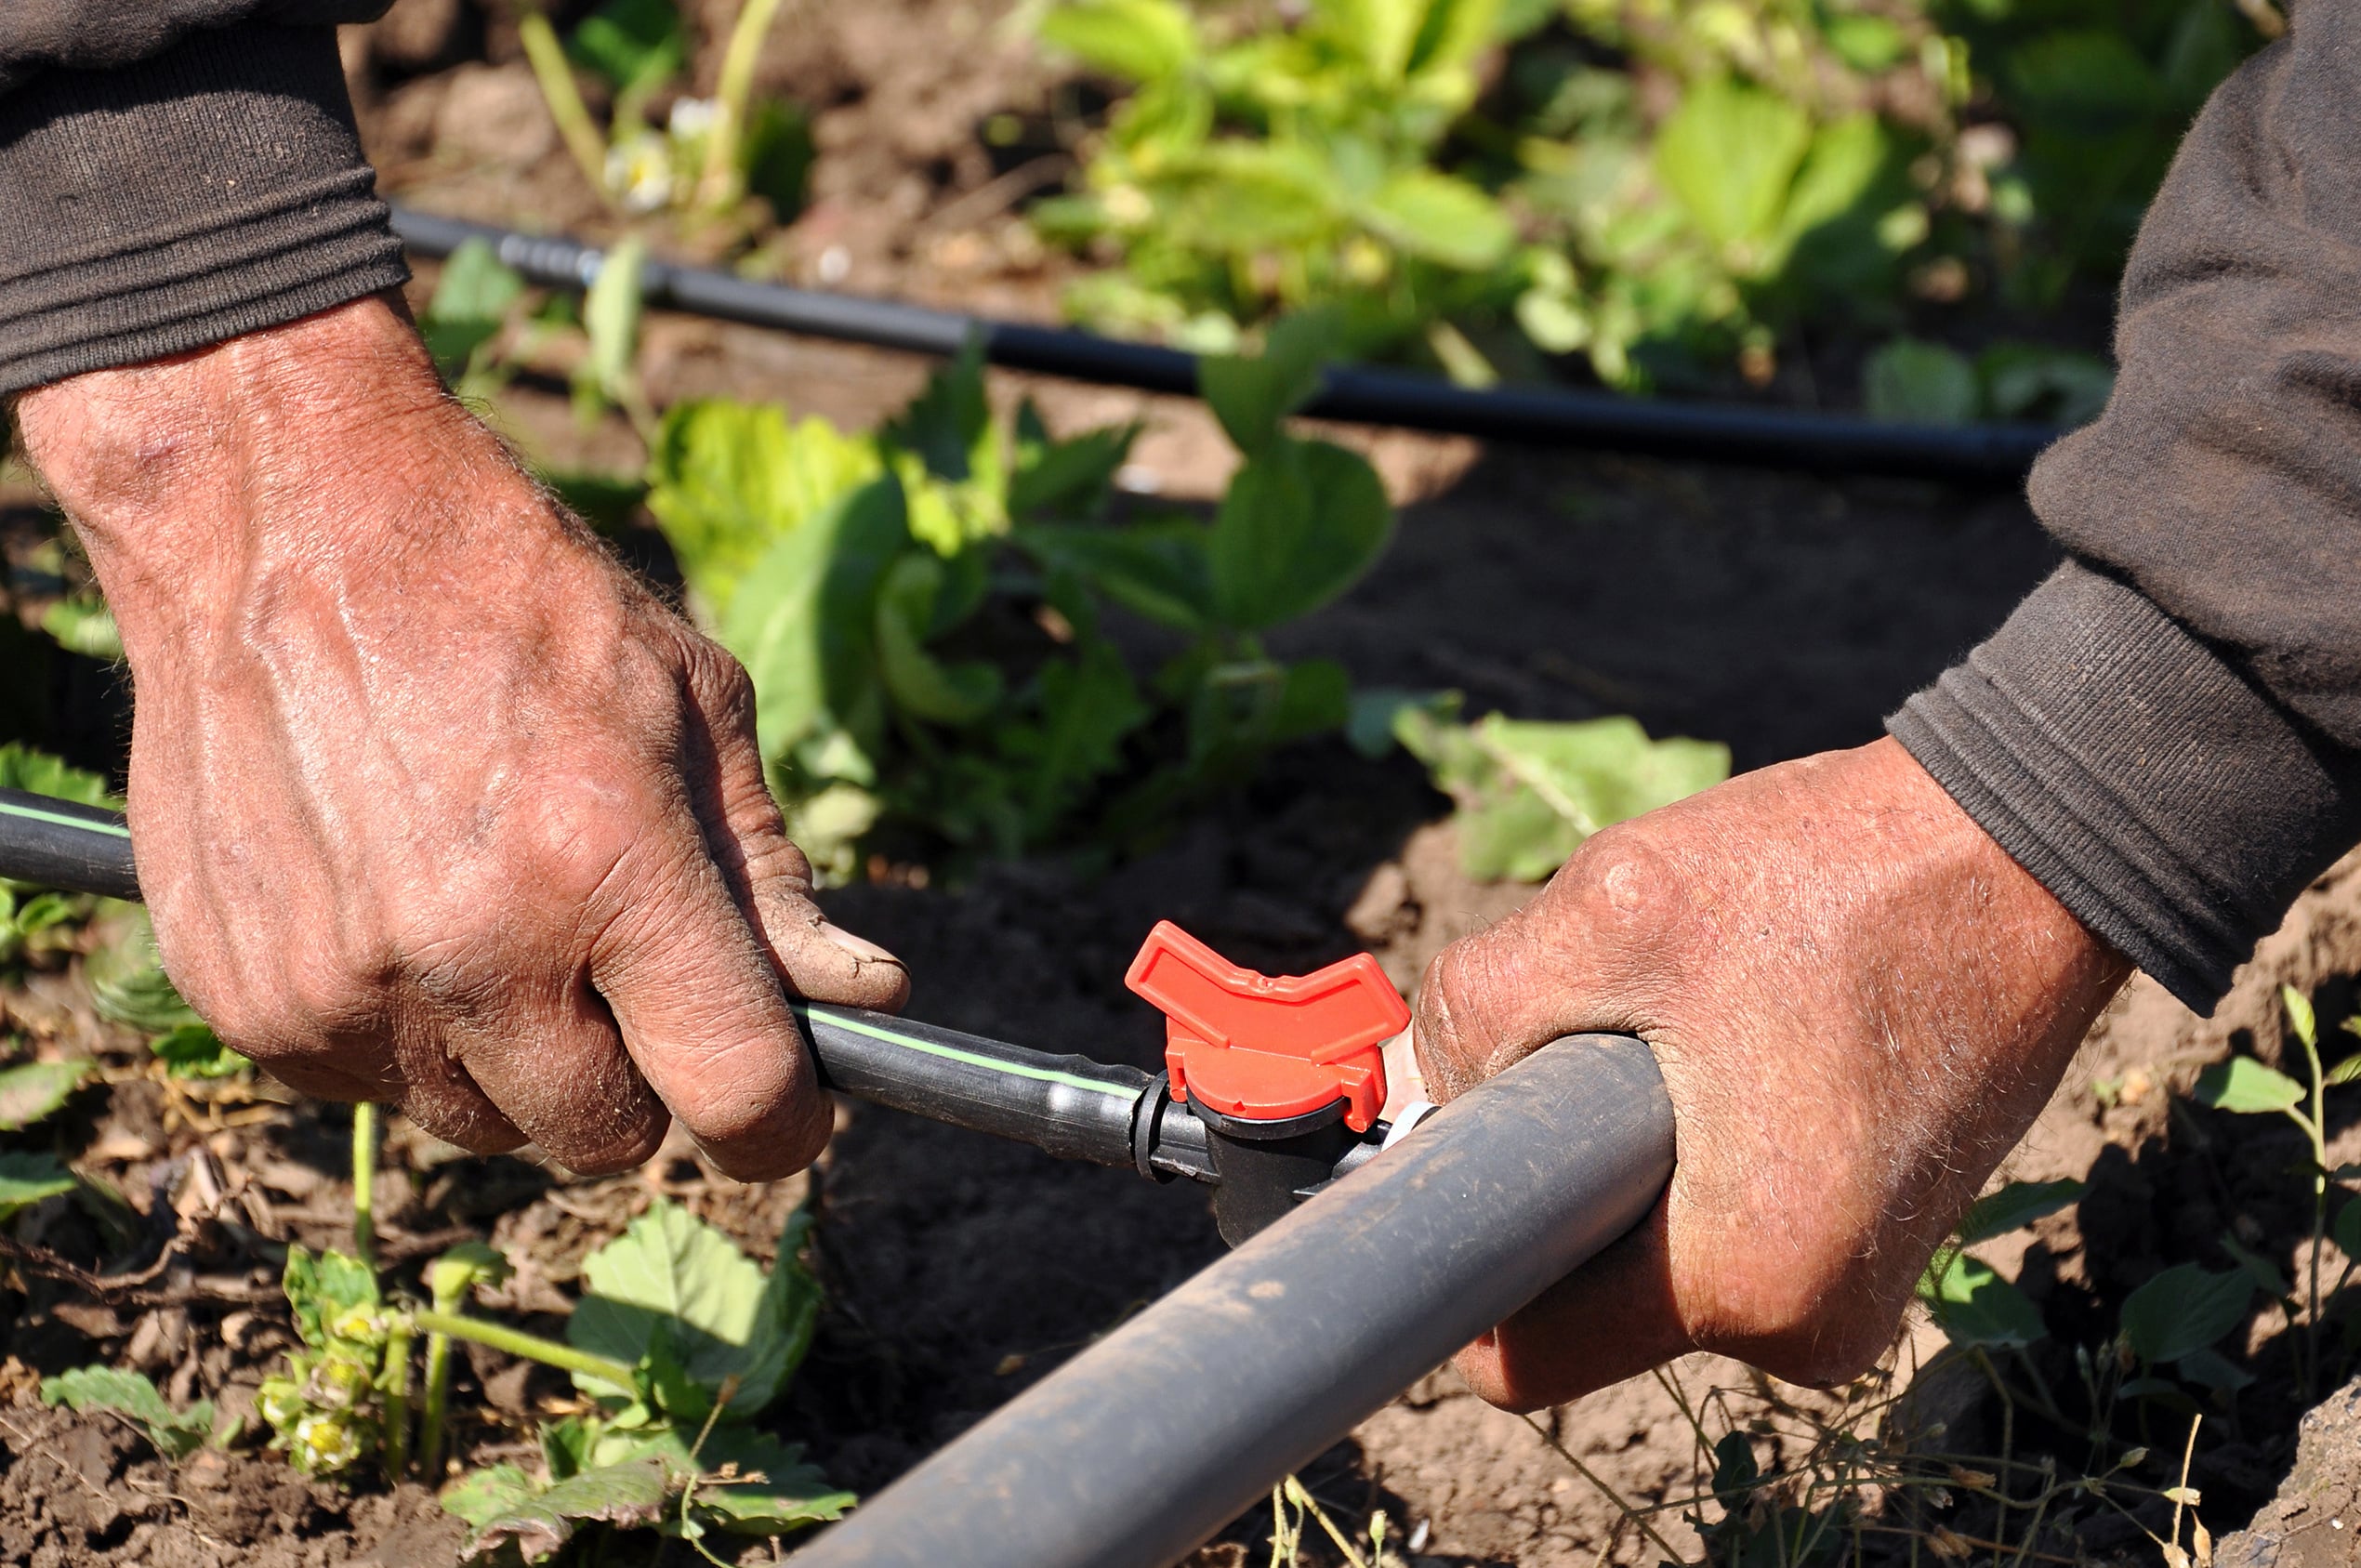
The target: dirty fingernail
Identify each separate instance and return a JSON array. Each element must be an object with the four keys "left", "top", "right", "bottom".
[{"left": 820, "top": 921, "right": 904, "bottom": 968}]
